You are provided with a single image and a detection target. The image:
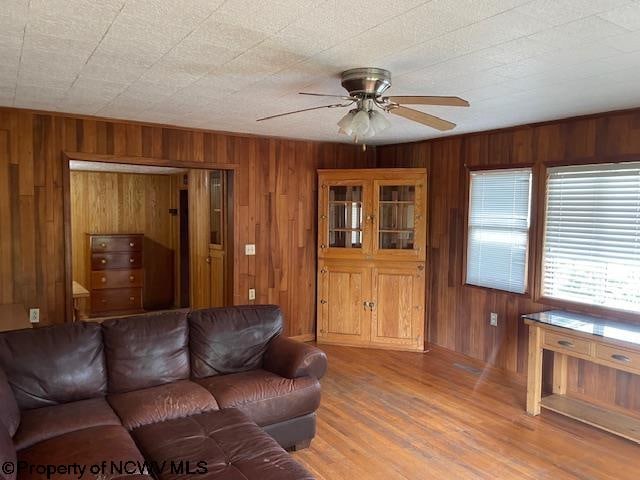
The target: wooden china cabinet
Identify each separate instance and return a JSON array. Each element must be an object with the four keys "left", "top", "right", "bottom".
[{"left": 317, "top": 169, "right": 427, "bottom": 352}]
